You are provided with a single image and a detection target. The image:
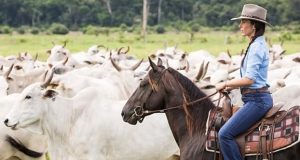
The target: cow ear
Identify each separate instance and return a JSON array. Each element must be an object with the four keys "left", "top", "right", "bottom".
[
  {"left": 43, "top": 89, "right": 58, "bottom": 99},
  {"left": 6, "top": 77, "right": 13, "bottom": 81}
]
